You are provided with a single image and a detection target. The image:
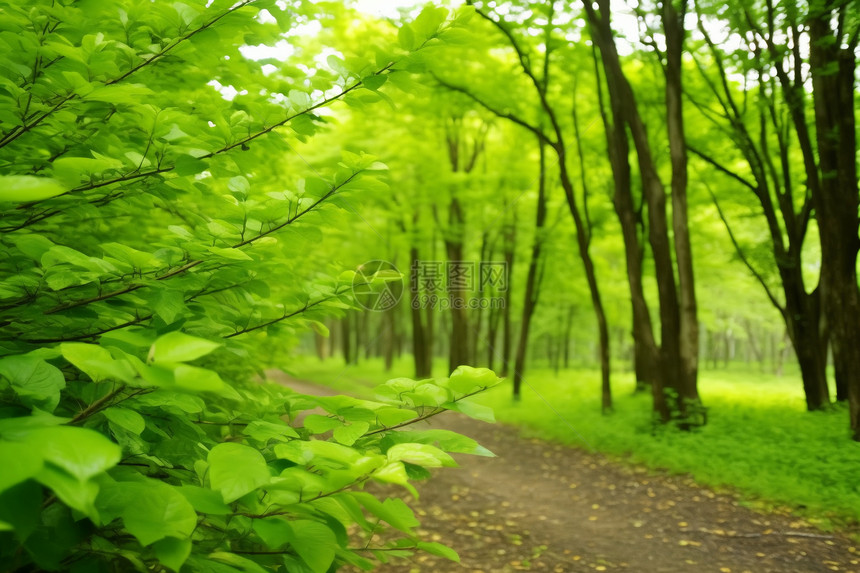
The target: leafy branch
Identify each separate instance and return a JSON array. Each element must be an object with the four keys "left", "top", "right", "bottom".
[
  {"left": 40, "top": 169, "right": 363, "bottom": 316},
  {"left": 364, "top": 385, "right": 489, "bottom": 436},
  {"left": 0, "top": 0, "right": 256, "bottom": 150}
]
